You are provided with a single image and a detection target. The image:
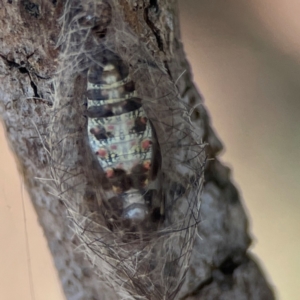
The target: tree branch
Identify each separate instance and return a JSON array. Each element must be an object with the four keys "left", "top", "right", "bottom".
[{"left": 0, "top": 0, "right": 274, "bottom": 299}]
